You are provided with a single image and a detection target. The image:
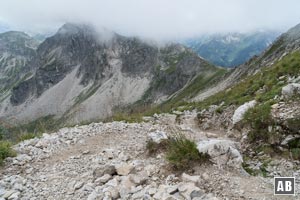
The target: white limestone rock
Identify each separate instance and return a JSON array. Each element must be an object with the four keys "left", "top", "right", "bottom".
[
  {"left": 148, "top": 131, "right": 168, "bottom": 143},
  {"left": 232, "top": 100, "right": 256, "bottom": 125},
  {"left": 197, "top": 139, "right": 243, "bottom": 168},
  {"left": 282, "top": 83, "right": 300, "bottom": 97}
]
